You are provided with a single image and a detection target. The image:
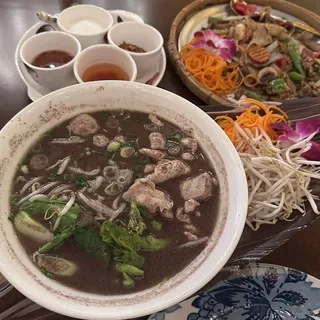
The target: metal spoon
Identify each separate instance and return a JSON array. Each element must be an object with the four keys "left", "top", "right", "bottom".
[
  {"left": 230, "top": 0, "right": 320, "bottom": 37},
  {"left": 36, "top": 24, "right": 56, "bottom": 34},
  {"left": 36, "top": 11, "right": 58, "bottom": 24}
]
